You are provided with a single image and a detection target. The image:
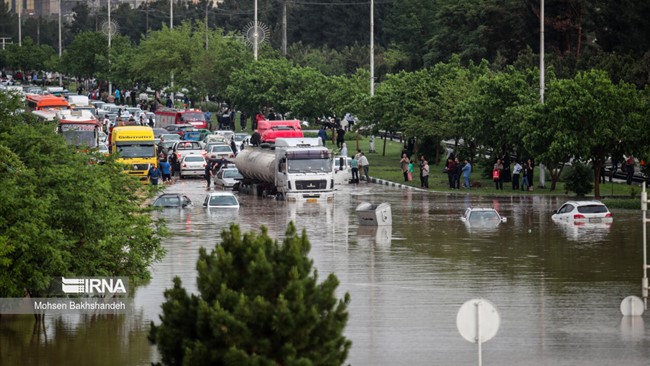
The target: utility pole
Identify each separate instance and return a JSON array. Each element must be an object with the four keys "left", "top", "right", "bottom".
[
  {"left": 58, "top": 0, "right": 63, "bottom": 86},
  {"left": 18, "top": 0, "right": 22, "bottom": 46},
  {"left": 170, "top": 0, "right": 174, "bottom": 106},
  {"left": 540, "top": 0, "right": 545, "bottom": 103},
  {"left": 282, "top": 0, "right": 287, "bottom": 56},
  {"left": 370, "top": 0, "right": 374, "bottom": 96},
  {"left": 254, "top": 0, "right": 258, "bottom": 61},
  {"left": 205, "top": 0, "right": 209, "bottom": 50},
  {"left": 108, "top": 0, "right": 112, "bottom": 95}
]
